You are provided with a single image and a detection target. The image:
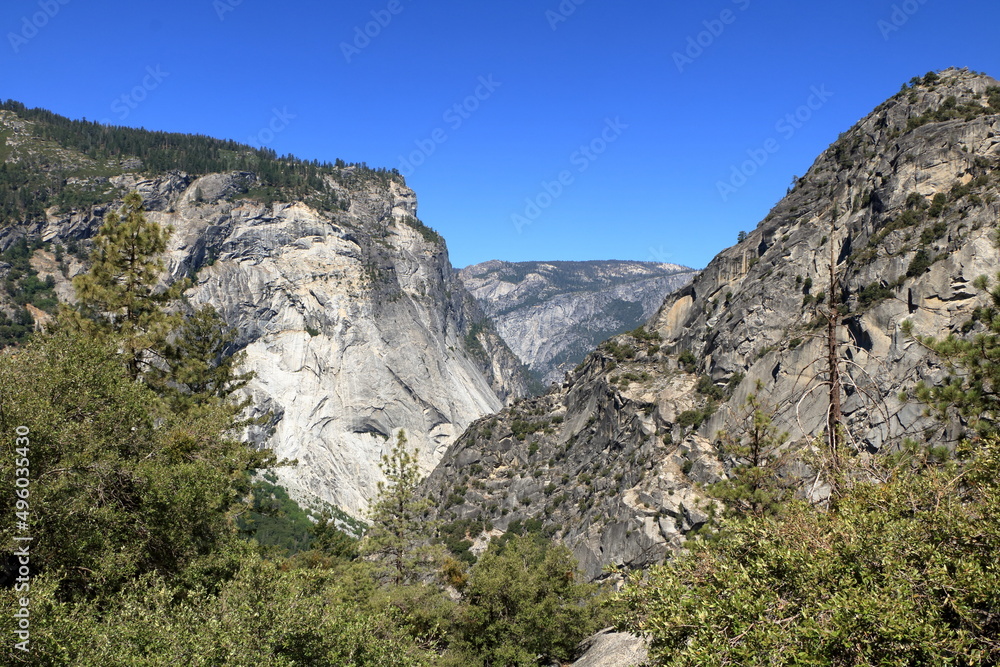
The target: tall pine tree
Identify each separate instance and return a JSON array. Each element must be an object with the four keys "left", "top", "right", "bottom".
[{"left": 70, "top": 191, "right": 188, "bottom": 378}]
